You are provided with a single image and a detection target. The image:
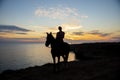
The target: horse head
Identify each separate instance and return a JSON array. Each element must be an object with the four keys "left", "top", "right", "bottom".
[{"left": 45, "top": 32, "right": 54, "bottom": 47}]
